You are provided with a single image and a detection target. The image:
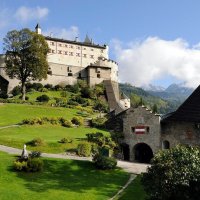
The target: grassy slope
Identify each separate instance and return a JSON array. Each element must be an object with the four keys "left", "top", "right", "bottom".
[
  {"left": 117, "top": 176, "right": 147, "bottom": 200},
  {"left": 0, "top": 151, "right": 129, "bottom": 200},
  {"left": 0, "top": 104, "right": 78, "bottom": 127},
  {"left": 0, "top": 125, "right": 109, "bottom": 153}
]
